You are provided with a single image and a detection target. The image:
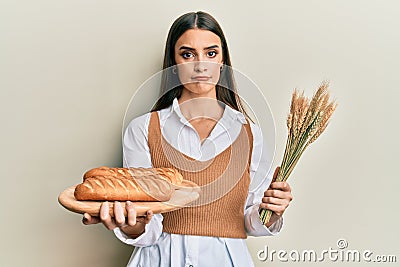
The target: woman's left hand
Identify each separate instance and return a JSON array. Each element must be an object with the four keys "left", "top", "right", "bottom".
[{"left": 260, "top": 167, "right": 293, "bottom": 227}]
